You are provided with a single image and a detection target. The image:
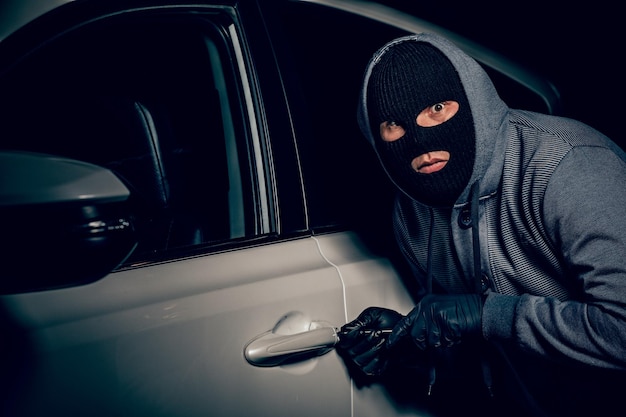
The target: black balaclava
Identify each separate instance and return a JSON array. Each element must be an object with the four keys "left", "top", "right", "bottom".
[{"left": 368, "top": 41, "right": 476, "bottom": 207}]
